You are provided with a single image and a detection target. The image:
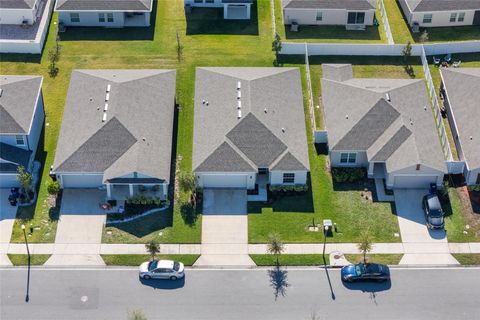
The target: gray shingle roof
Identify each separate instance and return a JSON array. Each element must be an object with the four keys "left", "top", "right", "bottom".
[
  {"left": 0, "top": 0, "right": 37, "bottom": 9},
  {"left": 405, "top": 0, "right": 480, "bottom": 12},
  {"left": 0, "top": 142, "right": 32, "bottom": 173},
  {"left": 53, "top": 69, "right": 176, "bottom": 184},
  {"left": 272, "top": 152, "right": 307, "bottom": 171},
  {"left": 55, "top": 0, "right": 152, "bottom": 11},
  {"left": 0, "top": 75, "right": 42, "bottom": 134},
  {"left": 193, "top": 67, "right": 309, "bottom": 173},
  {"left": 441, "top": 68, "right": 480, "bottom": 170},
  {"left": 196, "top": 142, "right": 255, "bottom": 172},
  {"left": 283, "top": 0, "right": 375, "bottom": 10},
  {"left": 322, "top": 64, "right": 446, "bottom": 173}
]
